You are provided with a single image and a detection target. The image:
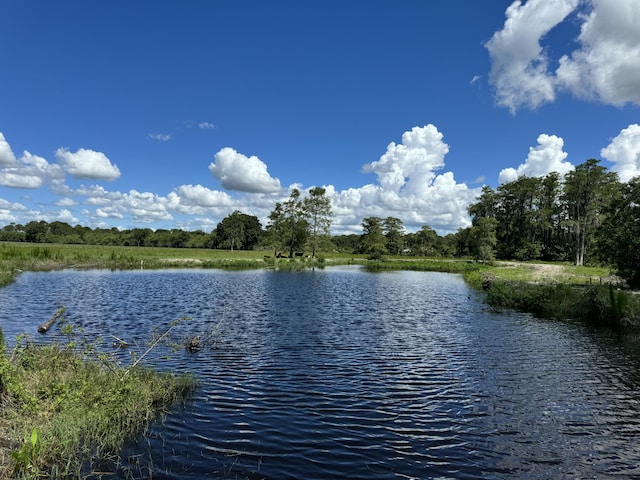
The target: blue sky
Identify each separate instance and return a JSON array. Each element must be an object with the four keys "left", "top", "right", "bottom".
[{"left": 1, "top": 0, "right": 639, "bottom": 235}]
